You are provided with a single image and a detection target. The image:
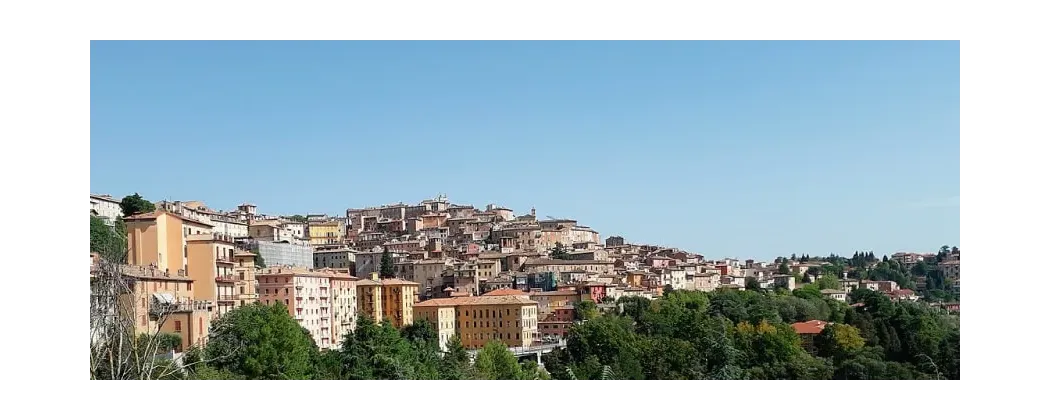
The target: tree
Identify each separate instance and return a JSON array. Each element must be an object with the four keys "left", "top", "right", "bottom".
[
  {"left": 439, "top": 335, "right": 473, "bottom": 379},
  {"left": 379, "top": 247, "right": 395, "bottom": 278},
  {"left": 288, "top": 215, "right": 308, "bottom": 223},
  {"left": 91, "top": 215, "right": 126, "bottom": 262},
  {"left": 253, "top": 250, "right": 266, "bottom": 268},
  {"left": 815, "top": 323, "right": 865, "bottom": 359},
  {"left": 778, "top": 261, "right": 791, "bottom": 275},
  {"left": 474, "top": 341, "right": 525, "bottom": 380},
  {"left": 575, "top": 300, "right": 599, "bottom": 321},
  {"left": 745, "top": 277, "right": 761, "bottom": 291},
  {"left": 119, "top": 193, "right": 155, "bottom": 217},
  {"left": 550, "top": 242, "right": 569, "bottom": 260},
  {"left": 816, "top": 274, "right": 841, "bottom": 291},
  {"left": 90, "top": 252, "right": 218, "bottom": 380},
  {"left": 204, "top": 303, "right": 319, "bottom": 379}
]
